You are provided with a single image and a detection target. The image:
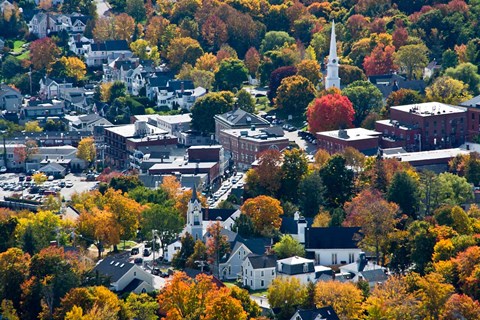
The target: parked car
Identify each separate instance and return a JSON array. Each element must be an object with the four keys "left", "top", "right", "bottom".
[
  {"left": 26, "top": 176, "right": 32, "bottom": 182},
  {"left": 143, "top": 248, "right": 151, "bottom": 257},
  {"left": 152, "top": 268, "right": 161, "bottom": 275},
  {"left": 131, "top": 248, "right": 140, "bottom": 255},
  {"left": 0, "top": 166, "right": 7, "bottom": 173},
  {"left": 19, "top": 176, "right": 25, "bottom": 182},
  {"left": 59, "top": 181, "right": 66, "bottom": 188},
  {"left": 65, "top": 180, "right": 73, "bottom": 188},
  {"left": 134, "top": 257, "right": 143, "bottom": 264}
]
